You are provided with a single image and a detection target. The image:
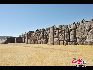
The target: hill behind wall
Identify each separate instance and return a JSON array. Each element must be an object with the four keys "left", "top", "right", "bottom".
[{"left": 0, "top": 36, "right": 15, "bottom": 44}]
